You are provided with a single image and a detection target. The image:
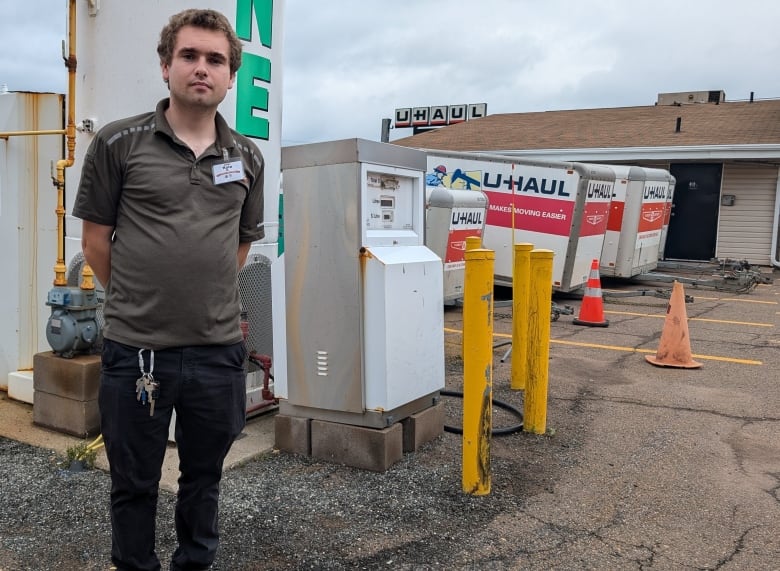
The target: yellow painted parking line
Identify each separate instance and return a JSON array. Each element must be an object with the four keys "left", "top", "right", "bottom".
[
  {"left": 548, "top": 339, "right": 762, "bottom": 365},
  {"left": 603, "top": 310, "right": 773, "bottom": 327},
  {"left": 443, "top": 328, "right": 763, "bottom": 365},
  {"left": 694, "top": 295, "right": 778, "bottom": 305},
  {"left": 719, "top": 298, "right": 778, "bottom": 304}
]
